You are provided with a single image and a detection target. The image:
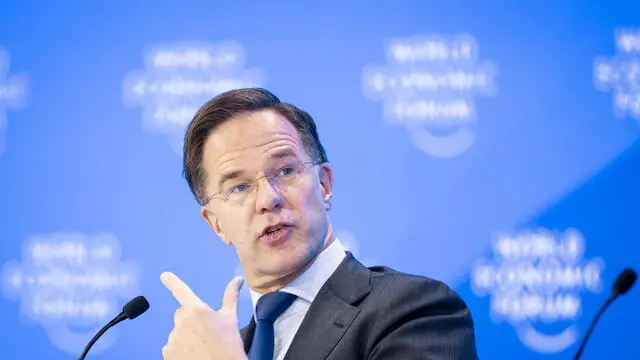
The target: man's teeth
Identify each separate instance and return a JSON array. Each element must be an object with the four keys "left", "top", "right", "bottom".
[{"left": 266, "top": 225, "right": 284, "bottom": 234}]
